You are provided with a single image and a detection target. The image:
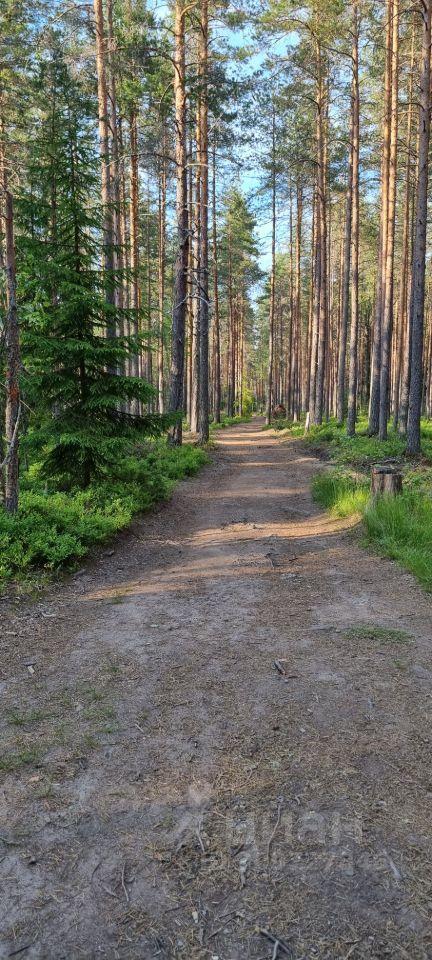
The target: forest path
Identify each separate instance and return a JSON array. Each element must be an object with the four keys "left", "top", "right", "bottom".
[{"left": 2, "top": 418, "right": 432, "bottom": 959}]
